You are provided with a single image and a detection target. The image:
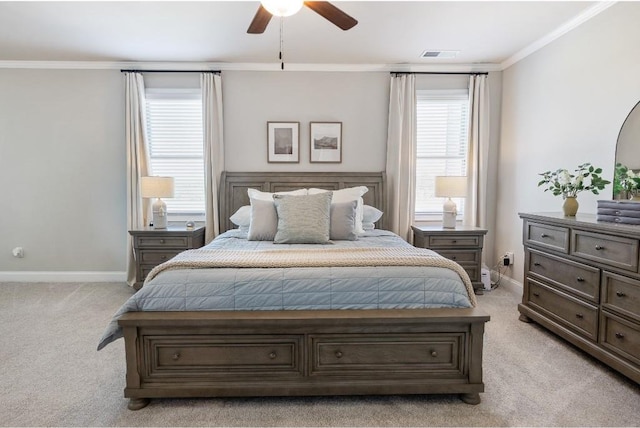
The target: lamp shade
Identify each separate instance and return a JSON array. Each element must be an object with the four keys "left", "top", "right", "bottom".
[
  {"left": 435, "top": 176, "right": 467, "bottom": 198},
  {"left": 261, "top": 0, "right": 304, "bottom": 16},
  {"left": 141, "top": 176, "right": 174, "bottom": 199}
]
